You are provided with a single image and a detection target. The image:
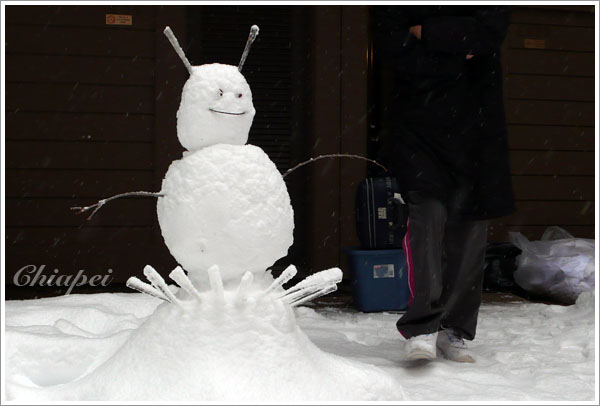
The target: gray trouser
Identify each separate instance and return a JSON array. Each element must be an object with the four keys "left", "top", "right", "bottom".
[{"left": 396, "top": 193, "right": 488, "bottom": 340}]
